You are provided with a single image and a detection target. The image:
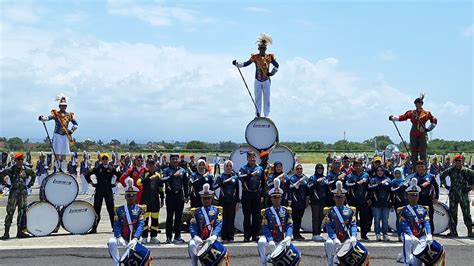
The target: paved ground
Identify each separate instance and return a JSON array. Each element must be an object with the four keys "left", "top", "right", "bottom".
[{"left": 0, "top": 164, "right": 473, "bottom": 265}]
